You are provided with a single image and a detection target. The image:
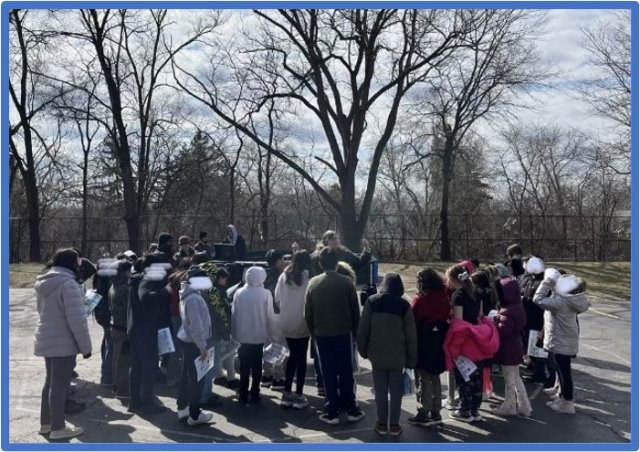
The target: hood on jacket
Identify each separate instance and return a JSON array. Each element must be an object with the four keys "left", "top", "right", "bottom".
[
  {"left": 227, "top": 225, "right": 238, "bottom": 246},
  {"left": 112, "top": 259, "right": 132, "bottom": 286},
  {"left": 525, "top": 256, "right": 545, "bottom": 275},
  {"left": 380, "top": 272, "right": 404, "bottom": 296},
  {"left": 35, "top": 267, "right": 78, "bottom": 298},
  {"left": 562, "top": 291, "right": 589, "bottom": 314},
  {"left": 179, "top": 280, "right": 202, "bottom": 299},
  {"left": 499, "top": 277, "right": 521, "bottom": 306},
  {"left": 245, "top": 266, "right": 267, "bottom": 287}
]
